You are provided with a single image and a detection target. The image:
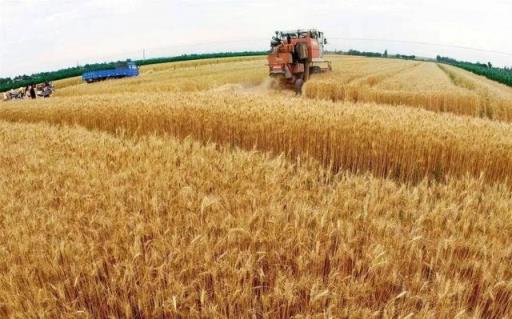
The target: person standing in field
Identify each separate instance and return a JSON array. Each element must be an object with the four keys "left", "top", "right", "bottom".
[
  {"left": 295, "top": 78, "right": 303, "bottom": 96},
  {"left": 29, "top": 85, "right": 36, "bottom": 99}
]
